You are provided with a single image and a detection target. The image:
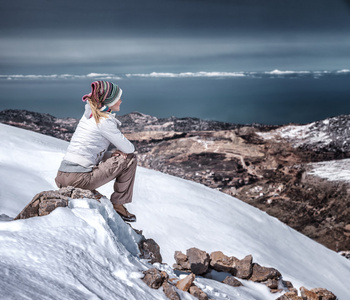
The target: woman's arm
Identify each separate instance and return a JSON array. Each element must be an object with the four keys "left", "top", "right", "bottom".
[{"left": 98, "top": 118, "right": 135, "bottom": 153}]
